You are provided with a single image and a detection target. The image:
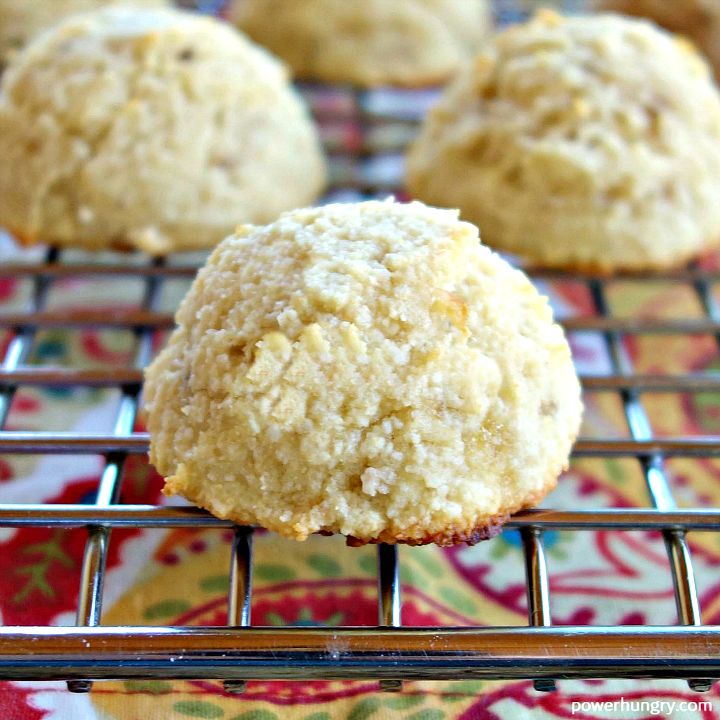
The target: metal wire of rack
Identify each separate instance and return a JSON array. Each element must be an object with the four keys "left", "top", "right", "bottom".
[{"left": 2, "top": 85, "right": 720, "bottom": 694}]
